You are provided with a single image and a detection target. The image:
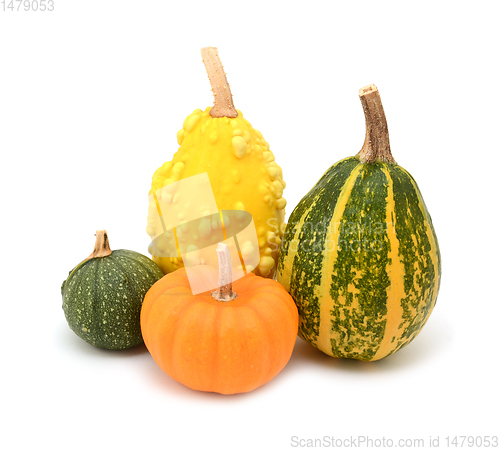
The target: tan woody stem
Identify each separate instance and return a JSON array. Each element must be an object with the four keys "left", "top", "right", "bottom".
[
  {"left": 201, "top": 47, "right": 238, "bottom": 119},
  {"left": 355, "top": 84, "right": 396, "bottom": 164},
  {"left": 211, "top": 243, "right": 237, "bottom": 301},
  {"left": 87, "top": 230, "right": 112, "bottom": 260}
]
